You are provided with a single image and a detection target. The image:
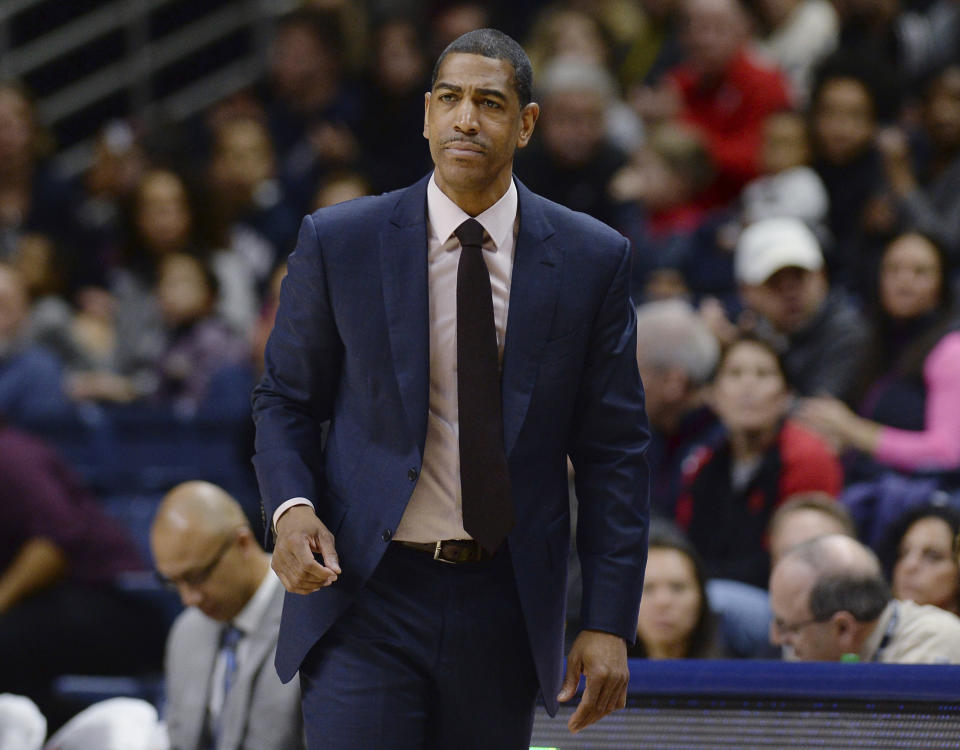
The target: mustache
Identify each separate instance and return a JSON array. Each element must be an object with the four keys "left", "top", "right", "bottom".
[{"left": 440, "top": 136, "right": 487, "bottom": 149}]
